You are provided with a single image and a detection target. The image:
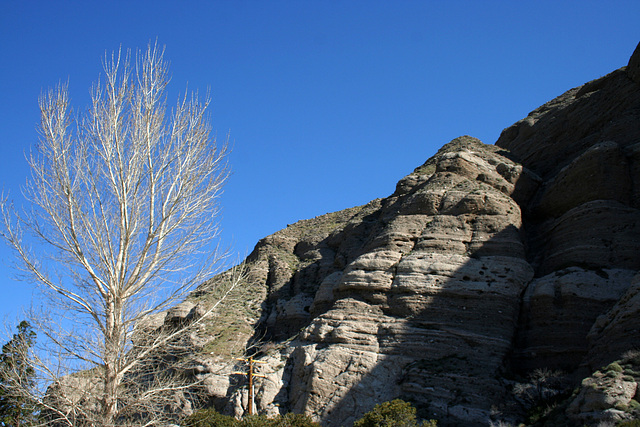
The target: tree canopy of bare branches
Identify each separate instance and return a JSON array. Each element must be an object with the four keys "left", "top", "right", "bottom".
[{"left": 1, "top": 42, "right": 236, "bottom": 426}]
